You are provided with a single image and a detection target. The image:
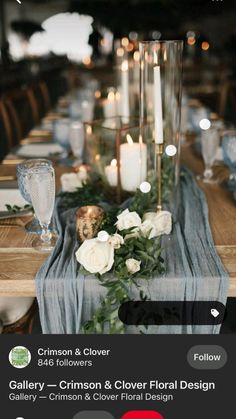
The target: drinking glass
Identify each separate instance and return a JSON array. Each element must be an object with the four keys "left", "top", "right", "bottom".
[
  {"left": 198, "top": 128, "right": 220, "bottom": 183},
  {"left": 16, "top": 159, "right": 53, "bottom": 233},
  {"left": 222, "top": 130, "right": 236, "bottom": 190},
  {"left": 28, "top": 165, "right": 57, "bottom": 252},
  {"left": 69, "top": 121, "right": 85, "bottom": 166}
]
